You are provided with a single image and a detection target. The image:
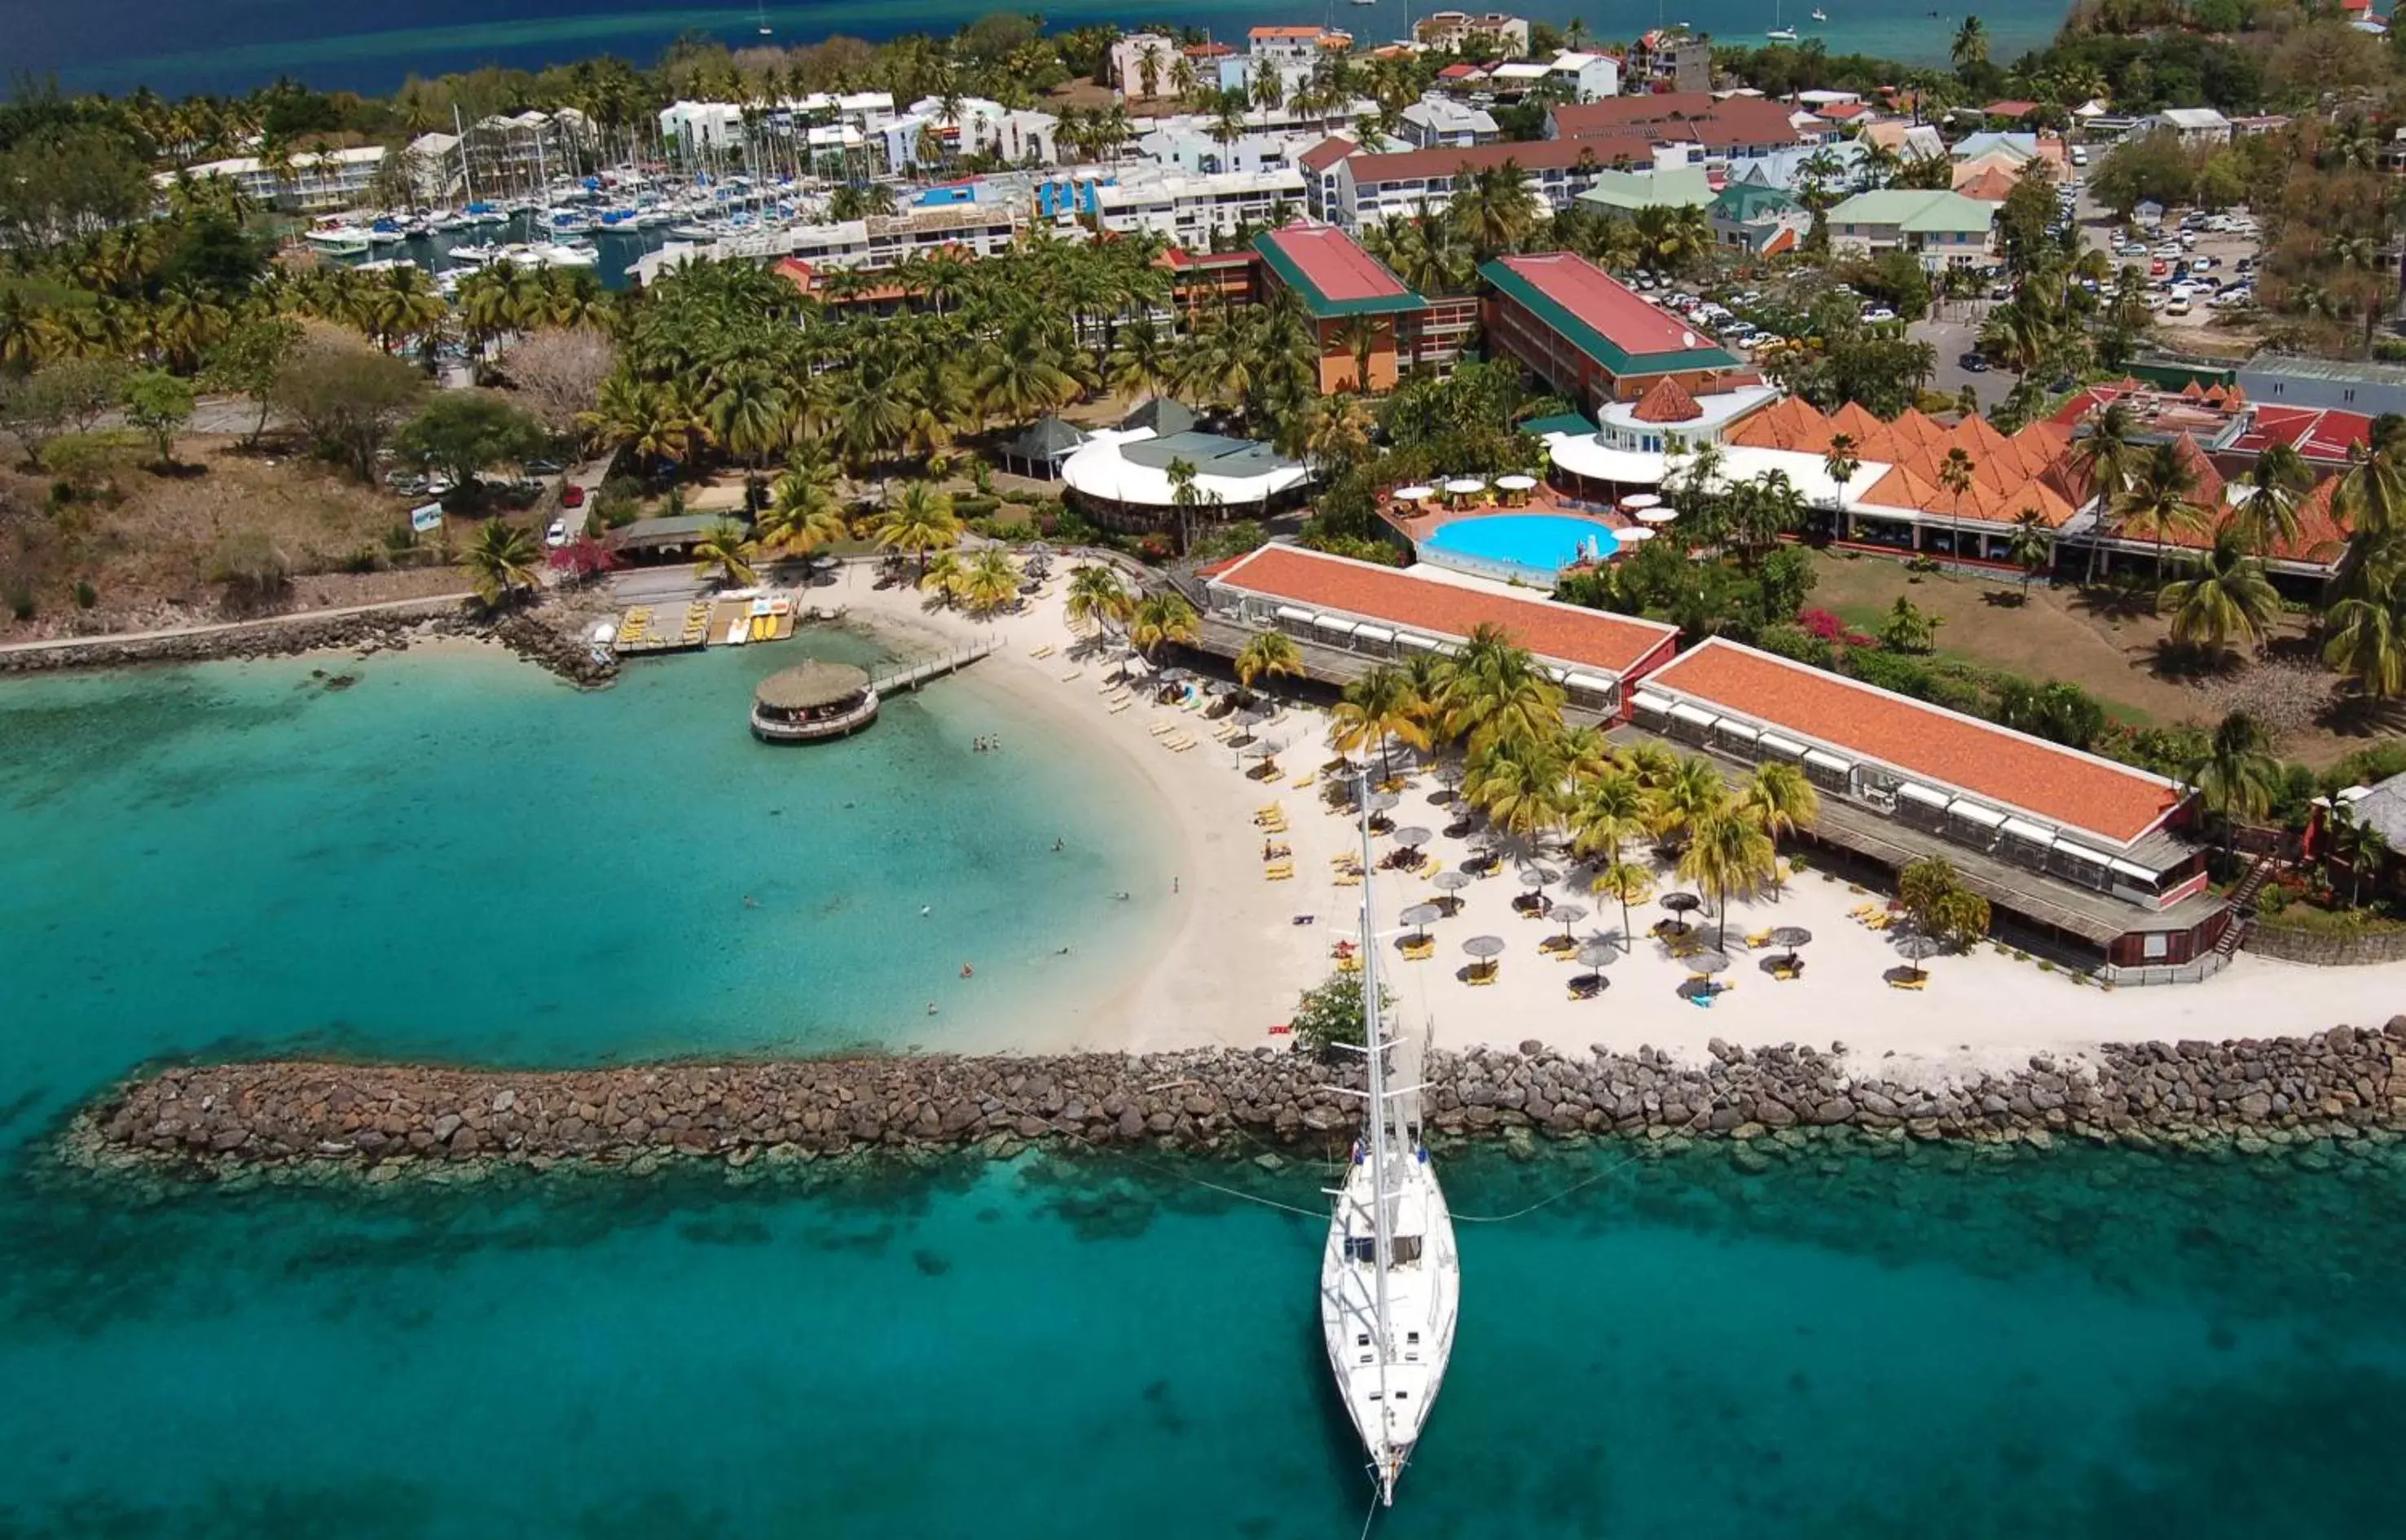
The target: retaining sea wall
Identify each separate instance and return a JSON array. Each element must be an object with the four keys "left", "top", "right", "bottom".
[
  {"left": 0, "top": 602, "right": 615, "bottom": 687},
  {"left": 2243, "top": 922, "right": 2406, "bottom": 967}
]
